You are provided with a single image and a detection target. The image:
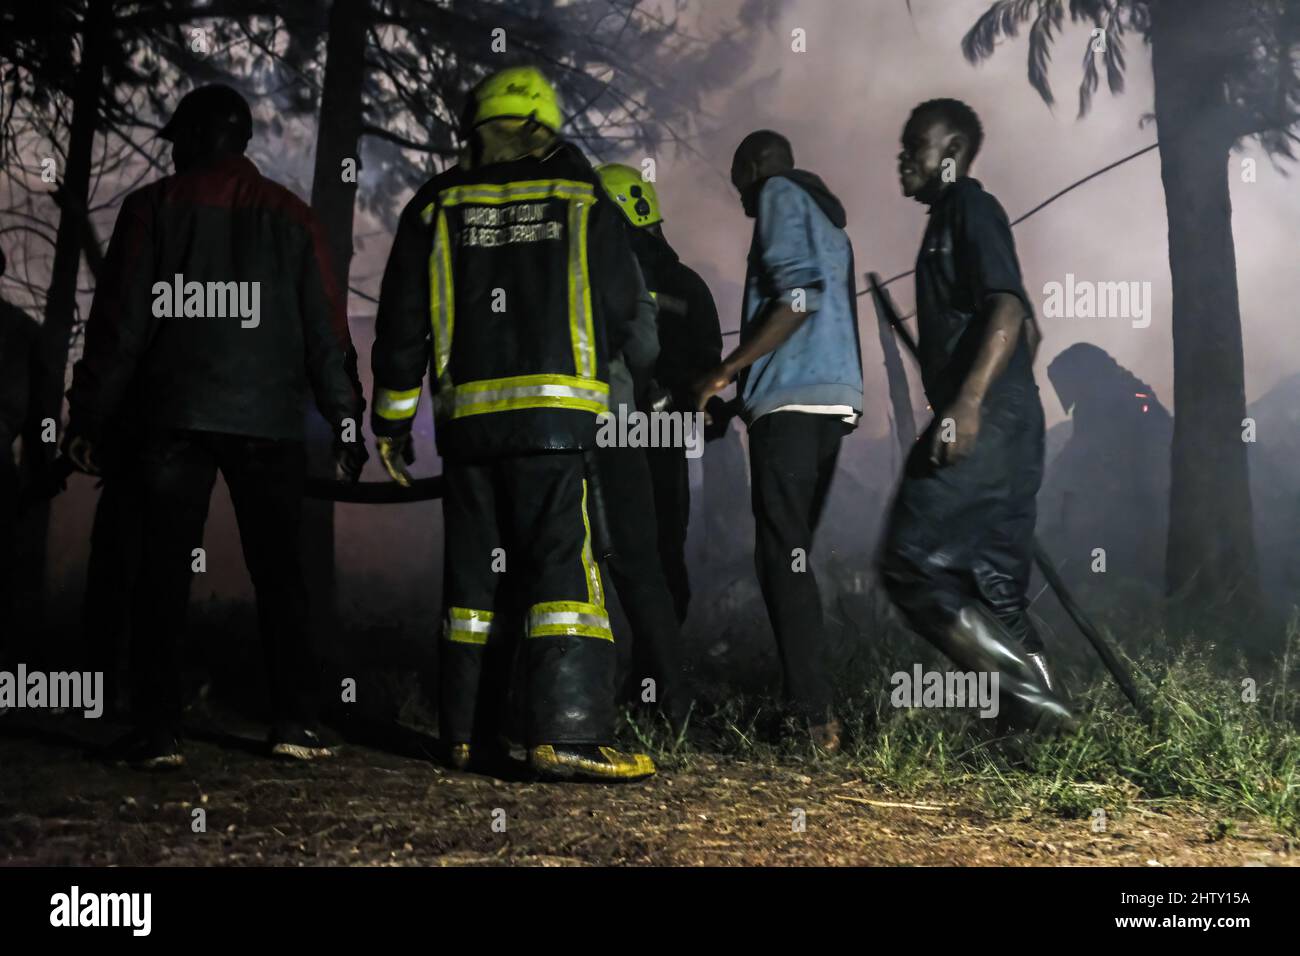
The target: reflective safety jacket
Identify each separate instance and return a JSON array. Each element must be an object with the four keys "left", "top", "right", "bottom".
[{"left": 371, "top": 142, "right": 643, "bottom": 460}]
